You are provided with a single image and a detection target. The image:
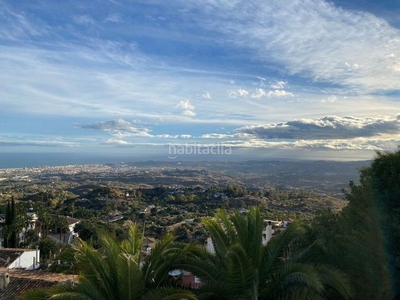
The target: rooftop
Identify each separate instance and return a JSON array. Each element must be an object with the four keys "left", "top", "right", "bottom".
[
  {"left": 6, "top": 269, "right": 76, "bottom": 282},
  {"left": 0, "top": 249, "right": 37, "bottom": 268},
  {"left": 0, "top": 276, "right": 56, "bottom": 300},
  {"left": 0, "top": 269, "right": 76, "bottom": 300}
]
